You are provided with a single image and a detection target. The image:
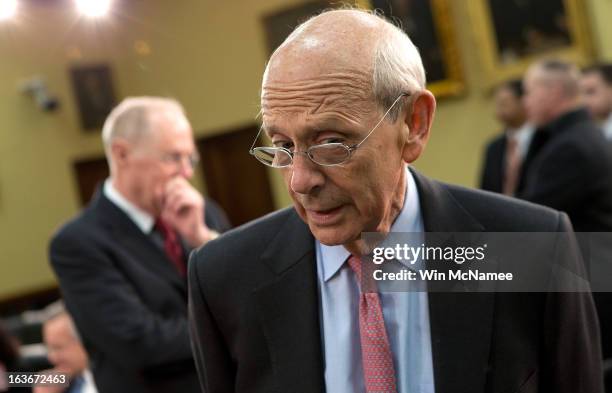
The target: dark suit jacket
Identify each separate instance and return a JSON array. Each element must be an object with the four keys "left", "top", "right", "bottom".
[
  {"left": 519, "top": 109, "right": 612, "bottom": 232},
  {"left": 189, "top": 170, "right": 603, "bottom": 393},
  {"left": 49, "top": 189, "right": 230, "bottom": 393},
  {"left": 518, "top": 109, "right": 612, "bottom": 365},
  {"left": 480, "top": 133, "right": 509, "bottom": 193}
]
